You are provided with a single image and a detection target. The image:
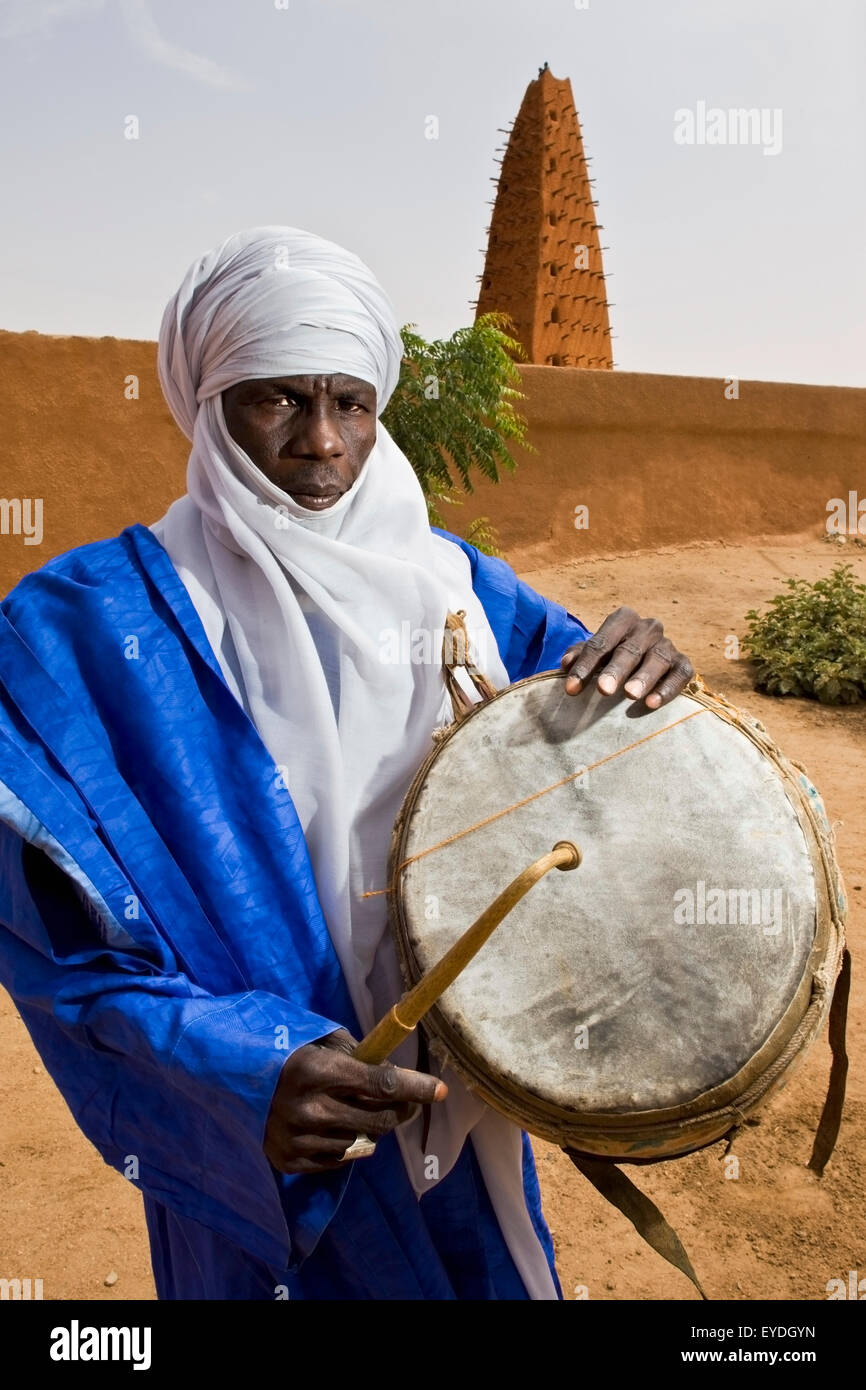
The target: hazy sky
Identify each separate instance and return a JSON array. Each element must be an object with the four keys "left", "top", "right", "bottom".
[{"left": 1, "top": 0, "right": 863, "bottom": 385}]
